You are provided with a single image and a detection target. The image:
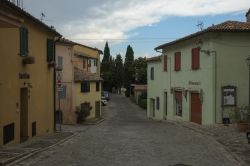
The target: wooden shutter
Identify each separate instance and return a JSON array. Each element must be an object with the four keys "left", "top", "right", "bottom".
[
  {"left": 156, "top": 97, "right": 160, "bottom": 110},
  {"left": 81, "top": 82, "right": 90, "bottom": 93},
  {"left": 57, "top": 56, "right": 63, "bottom": 69},
  {"left": 88, "top": 59, "right": 91, "bottom": 67},
  {"left": 151, "top": 67, "right": 154, "bottom": 80},
  {"left": 47, "top": 39, "right": 54, "bottom": 62},
  {"left": 175, "top": 52, "right": 181, "bottom": 71},
  {"left": 20, "top": 27, "right": 28, "bottom": 57},
  {"left": 192, "top": 48, "right": 200, "bottom": 70},
  {"left": 96, "top": 82, "right": 100, "bottom": 91},
  {"left": 163, "top": 55, "right": 167, "bottom": 71}
]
